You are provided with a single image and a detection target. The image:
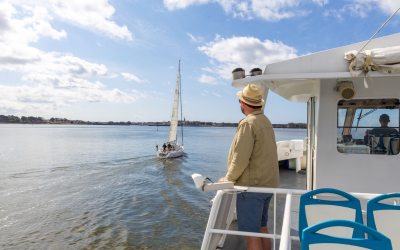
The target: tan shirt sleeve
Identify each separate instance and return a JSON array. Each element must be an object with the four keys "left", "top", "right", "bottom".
[{"left": 225, "top": 121, "right": 254, "bottom": 182}]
